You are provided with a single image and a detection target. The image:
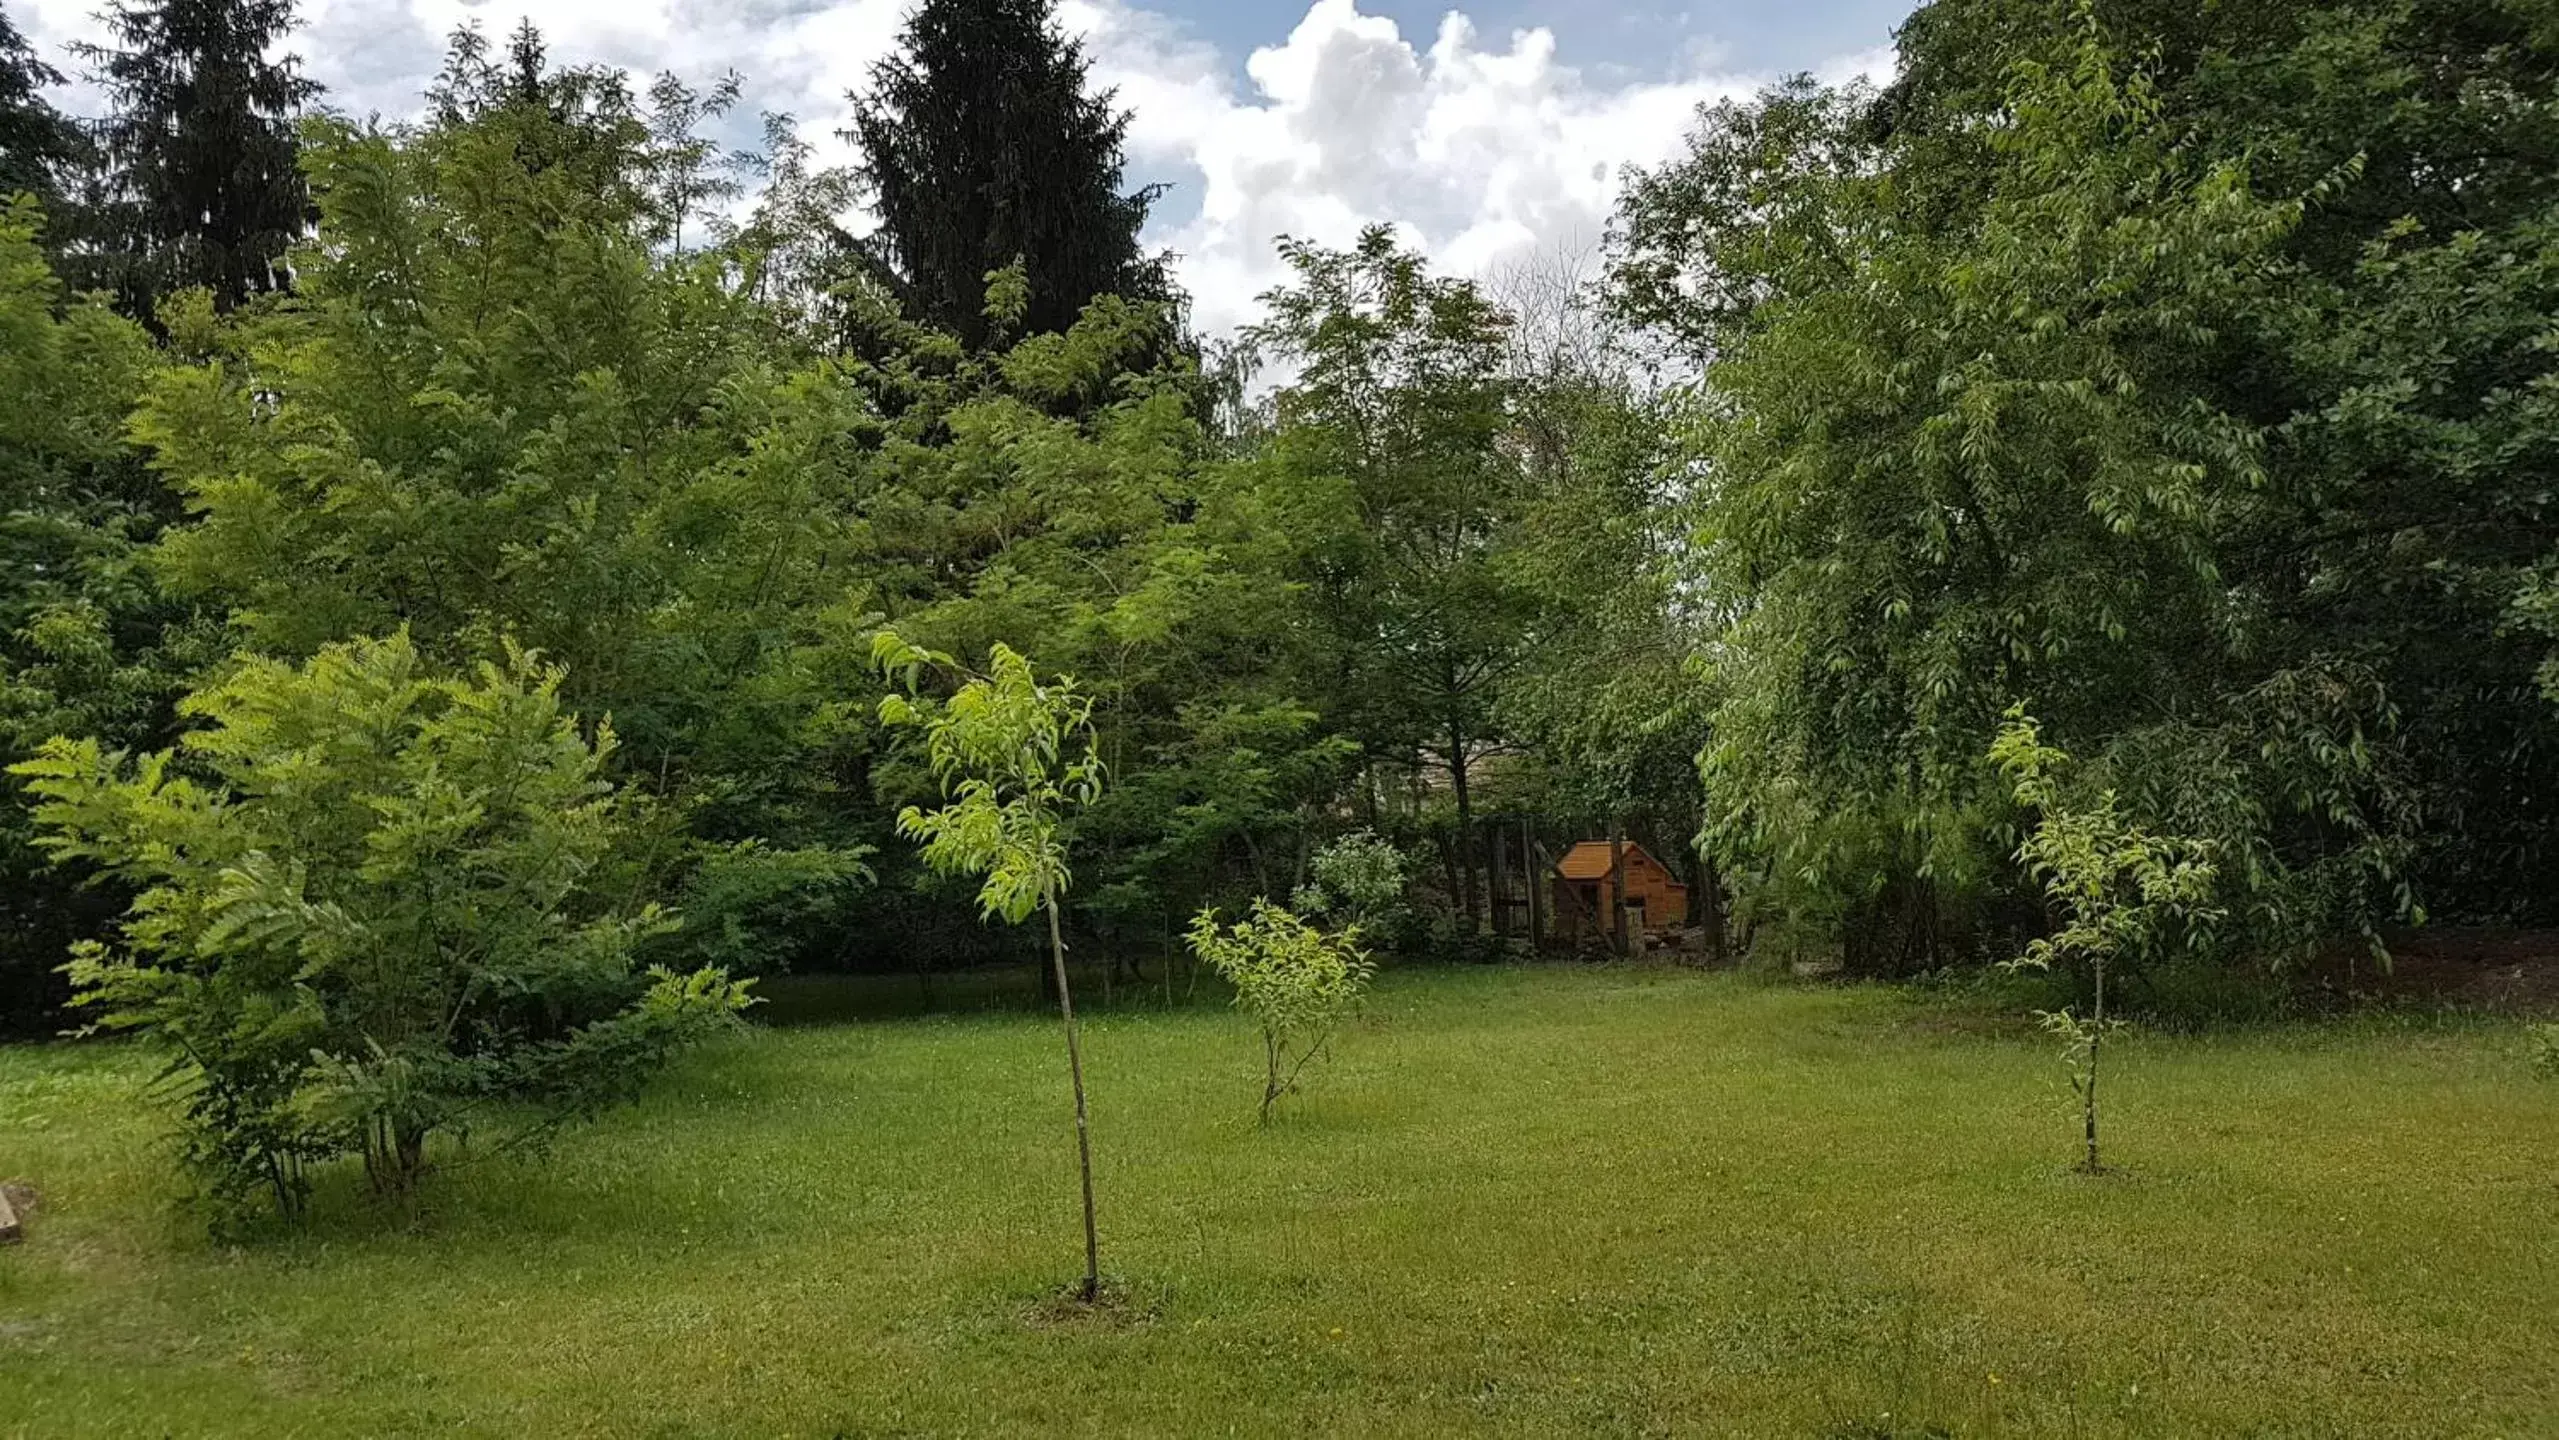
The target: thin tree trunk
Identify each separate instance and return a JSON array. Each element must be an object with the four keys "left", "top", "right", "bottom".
[
  {"left": 2084, "top": 958, "right": 2104, "bottom": 1174},
  {"left": 1525, "top": 823, "right": 1543, "bottom": 949},
  {"left": 397, "top": 1125, "right": 425, "bottom": 1189},
  {"left": 1702, "top": 856, "right": 1726, "bottom": 965},
  {"left": 1261, "top": 1027, "right": 1282, "bottom": 1126},
  {"left": 1240, "top": 827, "right": 1271, "bottom": 896},
  {"left": 1437, "top": 827, "right": 1461, "bottom": 925},
  {"left": 1450, "top": 733, "right": 1480, "bottom": 934},
  {"left": 1045, "top": 894, "right": 1101, "bottom": 1301},
  {"left": 1490, "top": 823, "right": 1510, "bottom": 940},
  {"left": 1608, "top": 821, "right": 1629, "bottom": 958}
]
